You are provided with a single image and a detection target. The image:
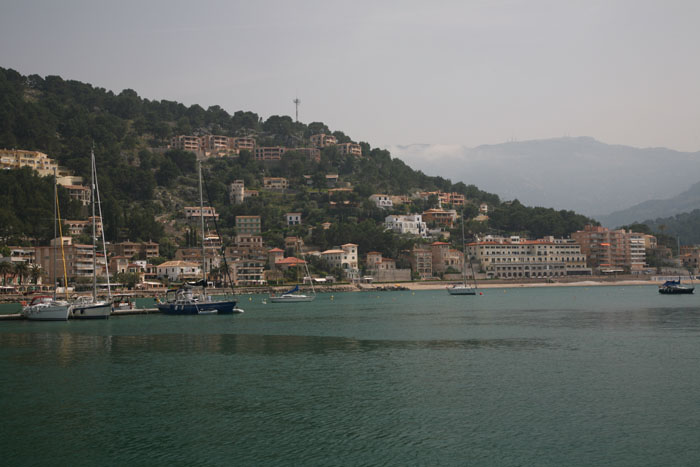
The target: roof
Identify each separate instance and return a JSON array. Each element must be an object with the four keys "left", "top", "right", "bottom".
[
  {"left": 268, "top": 248, "right": 284, "bottom": 253},
  {"left": 157, "top": 261, "right": 199, "bottom": 268},
  {"left": 276, "top": 257, "right": 307, "bottom": 265}
]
